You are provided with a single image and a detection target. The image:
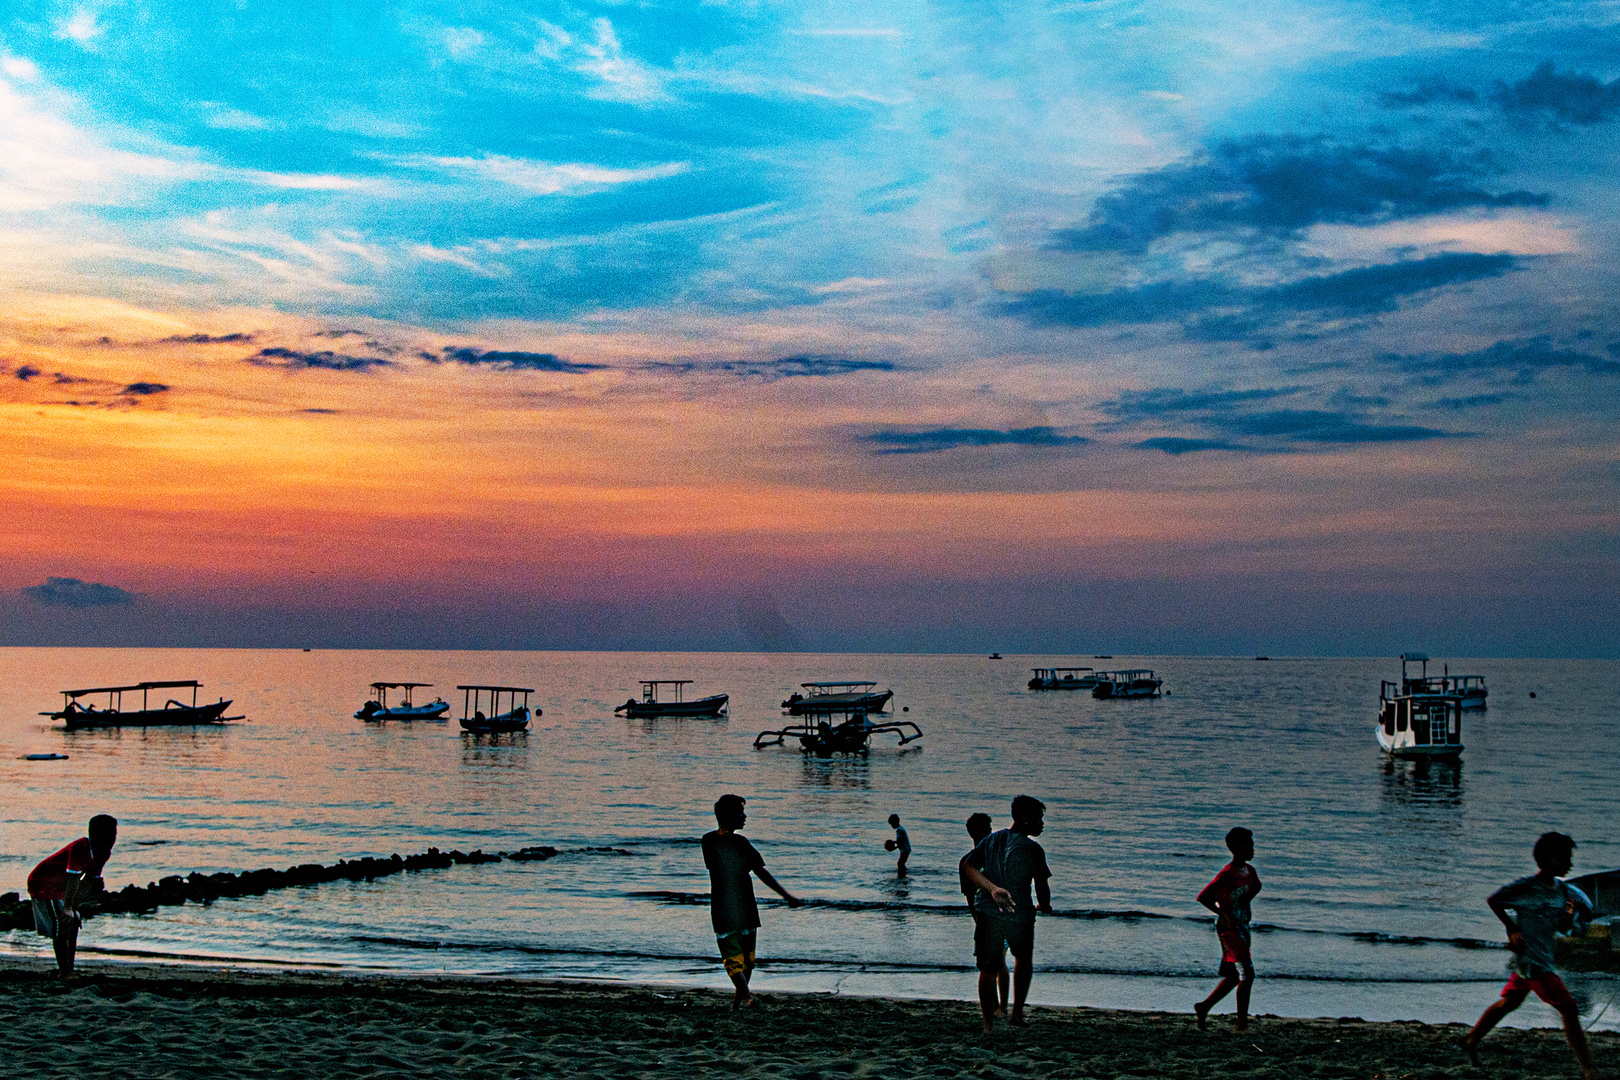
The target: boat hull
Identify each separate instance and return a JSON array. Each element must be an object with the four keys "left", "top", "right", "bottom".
[
  {"left": 1092, "top": 681, "right": 1162, "bottom": 699},
  {"left": 460, "top": 707, "right": 531, "bottom": 733},
  {"left": 784, "top": 690, "right": 893, "bottom": 715},
  {"left": 618, "top": 694, "right": 728, "bottom": 718},
  {"left": 1028, "top": 678, "right": 1100, "bottom": 691},
  {"left": 357, "top": 702, "right": 449, "bottom": 720},
  {"left": 57, "top": 700, "right": 235, "bottom": 730}
]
